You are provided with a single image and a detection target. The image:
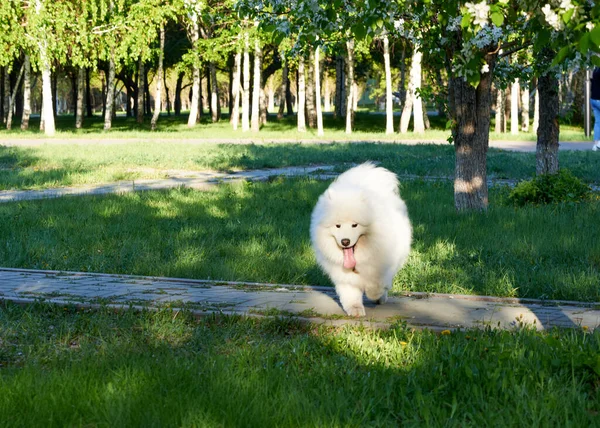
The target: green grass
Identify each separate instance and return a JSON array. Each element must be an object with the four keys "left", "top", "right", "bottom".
[
  {"left": 0, "top": 302, "right": 598, "bottom": 427},
  {"left": 1, "top": 179, "right": 598, "bottom": 302},
  {"left": 0, "top": 112, "right": 589, "bottom": 142},
  {"left": 2, "top": 141, "right": 600, "bottom": 190}
]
